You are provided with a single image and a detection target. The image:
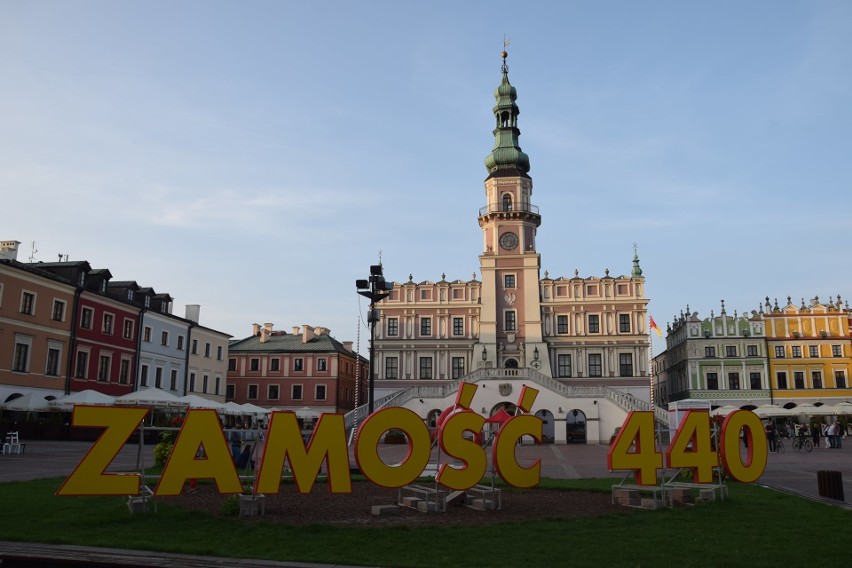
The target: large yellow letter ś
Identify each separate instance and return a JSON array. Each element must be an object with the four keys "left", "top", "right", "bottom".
[
  {"left": 57, "top": 406, "right": 148, "bottom": 496},
  {"left": 155, "top": 409, "right": 241, "bottom": 496},
  {"left": 256, "top": 411, "right": 351, "bottom": 494},
  {"left": 437, "top": 409, "right": 487, "bottom": 490}
]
